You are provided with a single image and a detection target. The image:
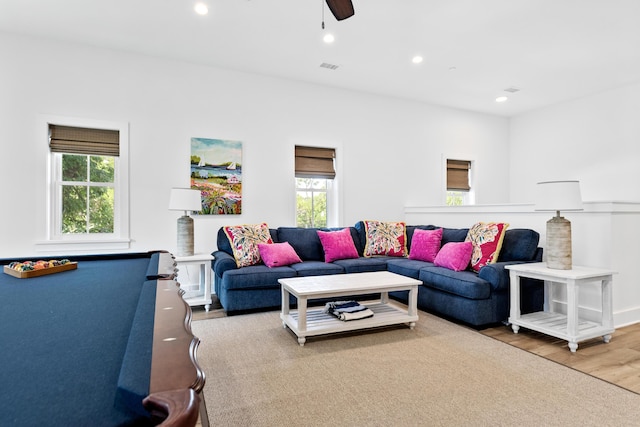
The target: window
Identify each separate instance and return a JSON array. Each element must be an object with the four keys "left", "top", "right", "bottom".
[
  {"left": 446, "top": 159, "right": 472, "bottom": 206},
  {"left": 39, "top": 118, "right": 130, "bottom": 251},
  {"left": 295, "top": 146, "right": 335, "bottom": 228}
]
